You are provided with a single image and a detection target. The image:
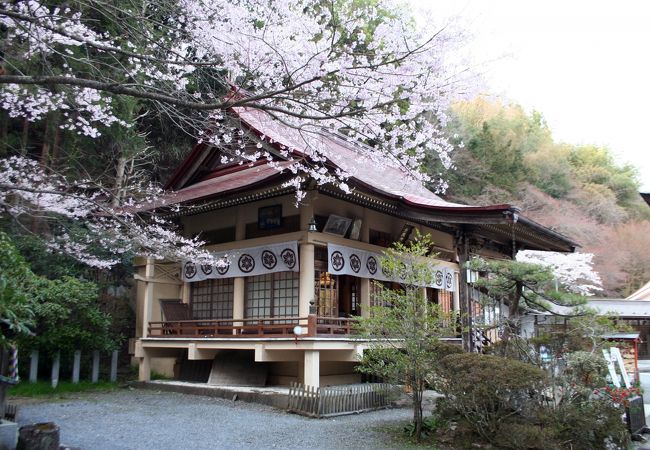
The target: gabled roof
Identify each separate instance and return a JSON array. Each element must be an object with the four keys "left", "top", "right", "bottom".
[
  {"left": 162, "top": 106, "right": 577, "bottom": 252},
  {"left": 166, "top": 160, "right": 293, "bottom": 205}
]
